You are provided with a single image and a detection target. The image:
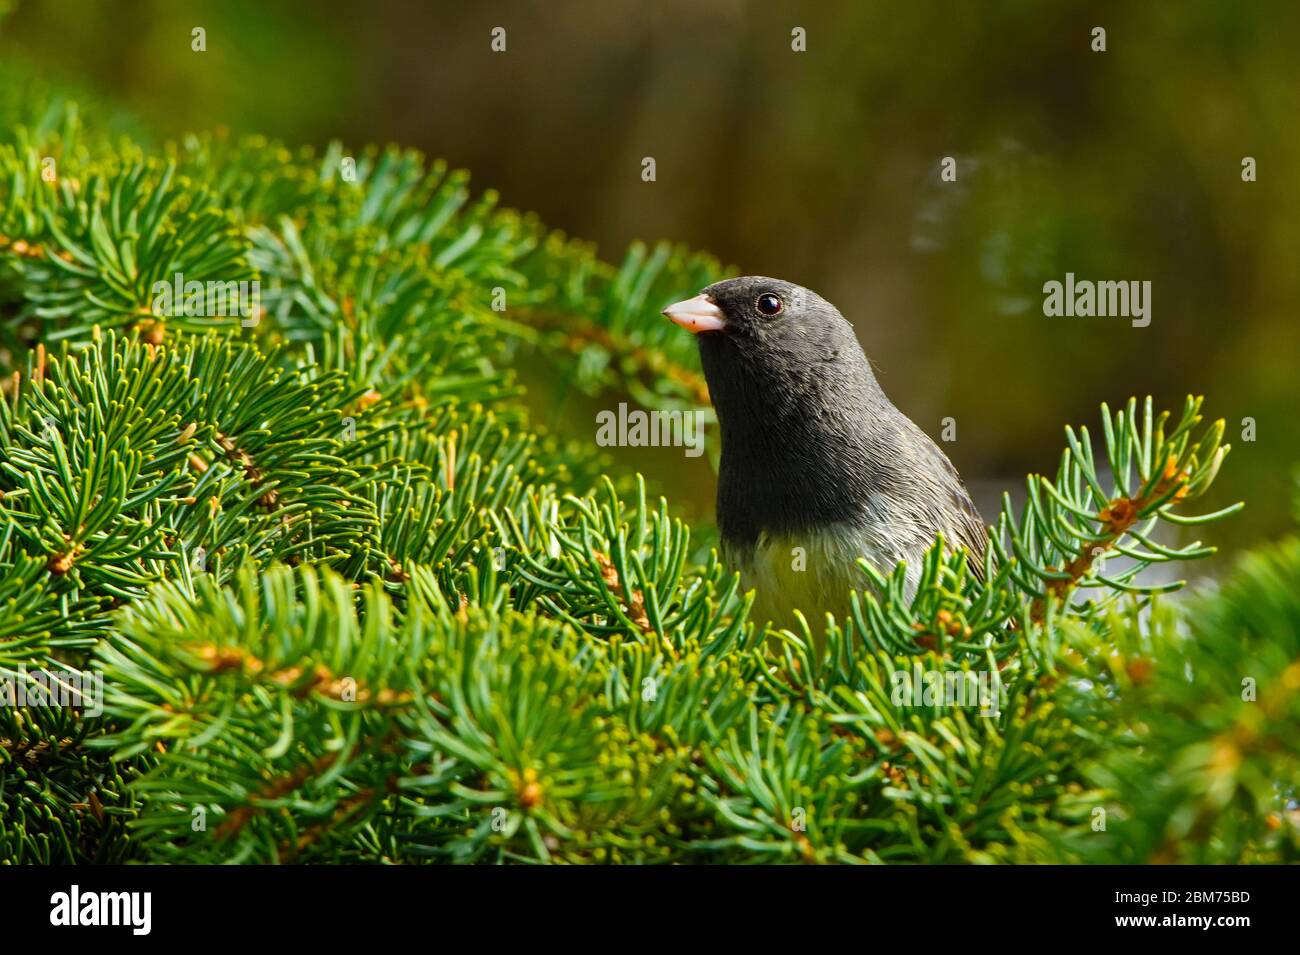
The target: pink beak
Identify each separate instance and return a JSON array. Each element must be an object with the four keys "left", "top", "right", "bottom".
[{"left": 662, "top": 294, "right": 727, "bottom": 334}]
